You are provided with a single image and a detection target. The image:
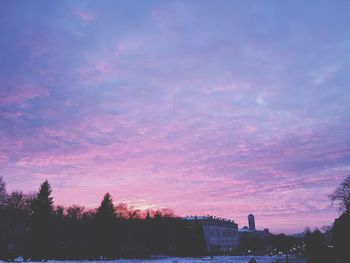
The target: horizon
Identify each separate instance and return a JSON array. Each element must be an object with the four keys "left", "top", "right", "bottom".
[
  {"left": 1, "top": 175, "right": 340, "bottom": 235},
  {"left": 1, "top": 0, "right": 350, "bottom": 234}
]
